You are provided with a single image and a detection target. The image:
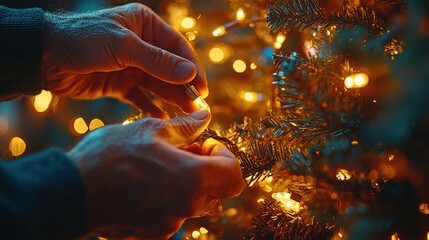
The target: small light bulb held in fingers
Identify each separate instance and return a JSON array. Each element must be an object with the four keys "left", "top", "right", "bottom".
[{"left": 183, "top": 83, "right": 210, "bottom": 111}]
